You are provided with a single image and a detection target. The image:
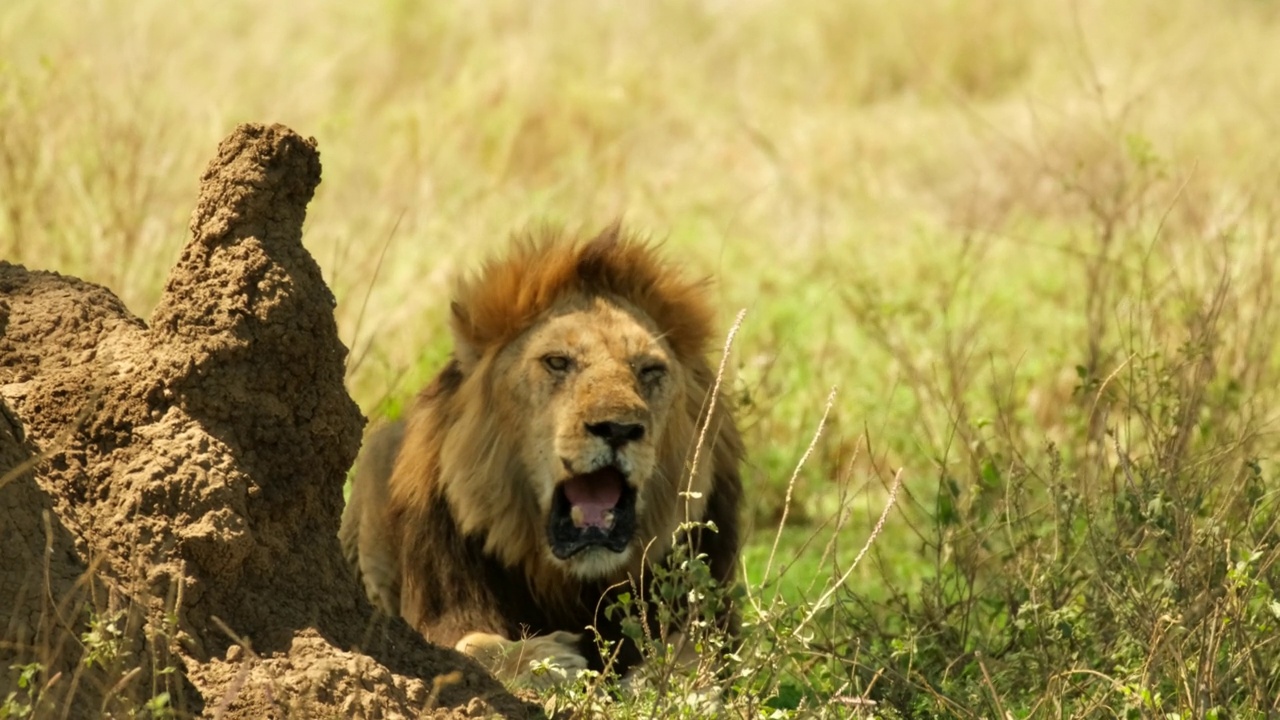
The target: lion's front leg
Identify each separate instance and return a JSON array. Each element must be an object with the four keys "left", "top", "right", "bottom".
[{"left": 456, "top": 630, "right": 588, "bottom": 689}]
